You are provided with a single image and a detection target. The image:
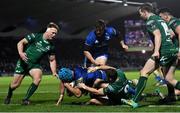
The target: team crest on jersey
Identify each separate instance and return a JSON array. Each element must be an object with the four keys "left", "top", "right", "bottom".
[
  {"left": 46, "top": 46, "right": 50, "bottom": 51},
  {"left": 95, "top": 40, "right": 99, "bottom": 44},
  {"left": 105, "top": 35, "right": 110, "bottom": 40}
]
